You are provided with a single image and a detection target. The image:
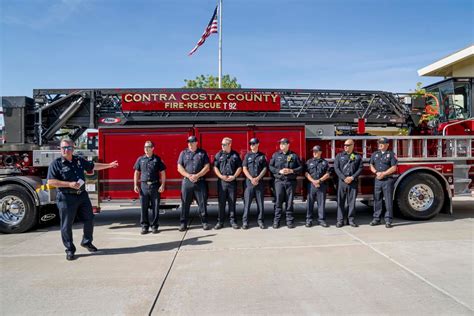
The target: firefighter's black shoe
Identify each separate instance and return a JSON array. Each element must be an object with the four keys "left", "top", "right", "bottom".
[
  {"left": 370, "top": 220, "right": 381, "bottom": 226},
  {"left": 273, "top": 223, "right": 280, "bottom": 229},
  {"left": 385, "top": 223, "right": 393, "bottom": 228},
  {"left": 141, "top": 227, "right": 149, "bottom": 235},
  {"left": 242, "top": 223, "right": 249, "bottom": 230},
  {"left": 179, "top": 224, "right": 187, "bottom": 232},
  {"left": 202, "top": 223, "right": 210, "bottom": 230},
  {"left": 81, "top": 243, "right": 98, "bottom": 252},
  {"left": 66, "top": 252, "right": 75, "bottom": 261},
  {"left": 320, "top": 221, "right": 329, "bottom": 228},
  {"left": 287, "top": 223, "right": 295, "bottom": 229},
  {"left": 231, "top": 222, "right": 240, "bottom": 229},
  {"left": 214, "top": 223, "right": 223, "bottom": 230},
  {"left": 349, "top": 222, "right": 358, "bottom": 228},
  {"left": 152, "top": 226, "right": 159, "bottom": 234},
  {"left": 305, "top": 221, "right": 313, "bottom": 228},
  {"left": 258, "top": 222, "right": 266, "bottom": 229},
  {"left": 336, "top": 222, "right": 343, "bottom": 228}
]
